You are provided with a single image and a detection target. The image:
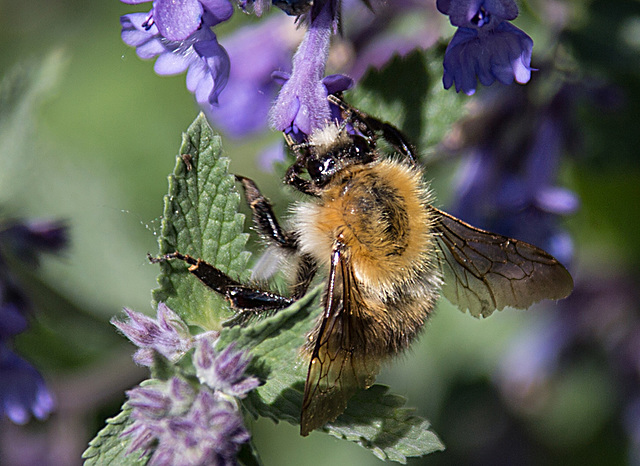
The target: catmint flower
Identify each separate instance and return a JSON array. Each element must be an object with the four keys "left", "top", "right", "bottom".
[
  {"left": 0, "top": 344, "right": 55, "bottom": 425},
  {"left": 112, "top": 303, "right": 201, "bottom": 366},
  {"left": 194, "top": 338, "right": 260, "bottom": 397},
  {"left": 120, "top": 0, "right": 233, "bottom": 107},
  {"left": 125, "top": 377, "right": 251, "bottom": 465},
  {"left": 207, "top": 0, "right": 438, "bottom": 143},
  {"left": 124, "top": 374, "right": 254, "bottom": 463},
  {"left": 449, "top": 84, "right": 578, "bottom": 263},
  {"left": 437, "top": 0, "right": 533, "bottom": 95},
  {"left": 270, "top": 0, "right": 342, "bottom": 137}
]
